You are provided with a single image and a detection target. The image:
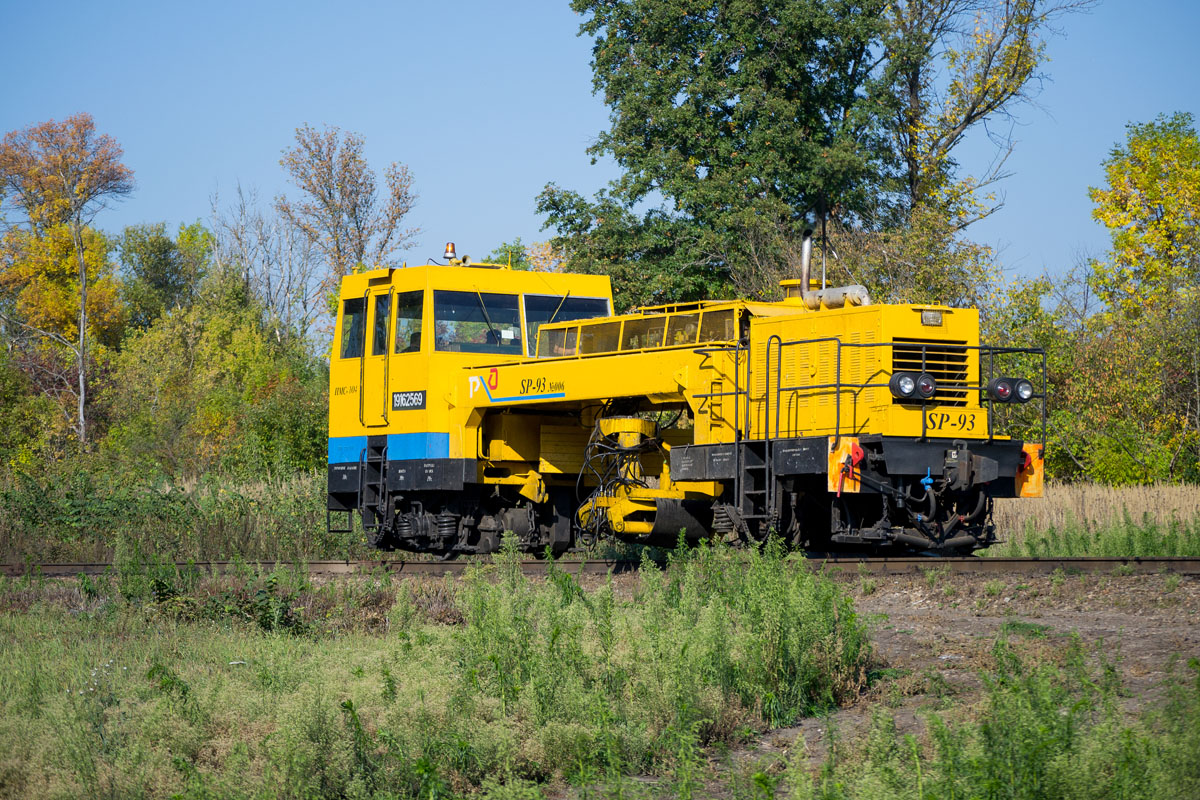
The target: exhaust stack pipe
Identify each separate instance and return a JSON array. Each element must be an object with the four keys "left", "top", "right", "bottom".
[{"left": 796, "top": 230, "right": 871, "bottom": 310}]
